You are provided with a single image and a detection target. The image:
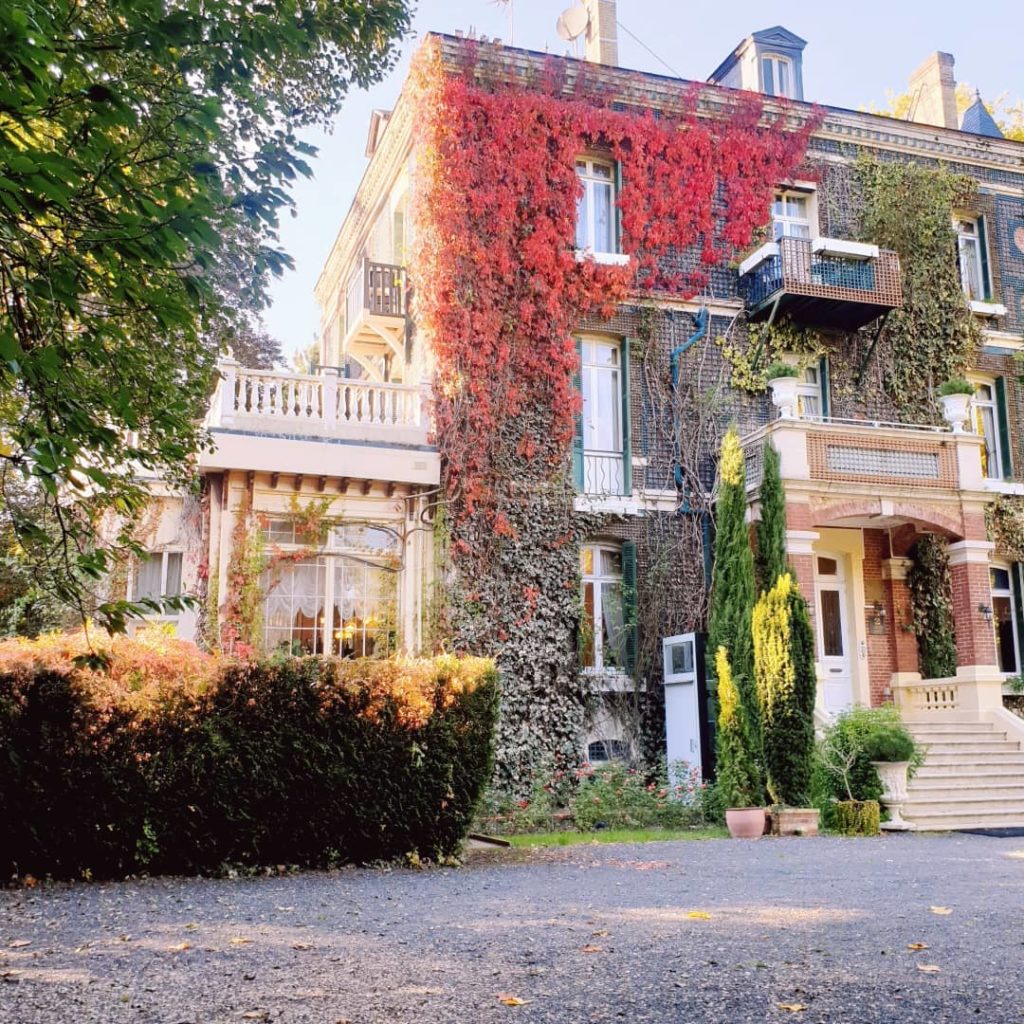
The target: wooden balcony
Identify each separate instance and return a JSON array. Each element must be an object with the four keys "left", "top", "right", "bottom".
[
  {"left": 738, "top": 237, "right": 902, "bottom": 331},
  {"left": 342, "top": 259, "right": 408, "bottom": 372},
  {"left": 201, "top": 361, "right": 438, "bottom": 485}
]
